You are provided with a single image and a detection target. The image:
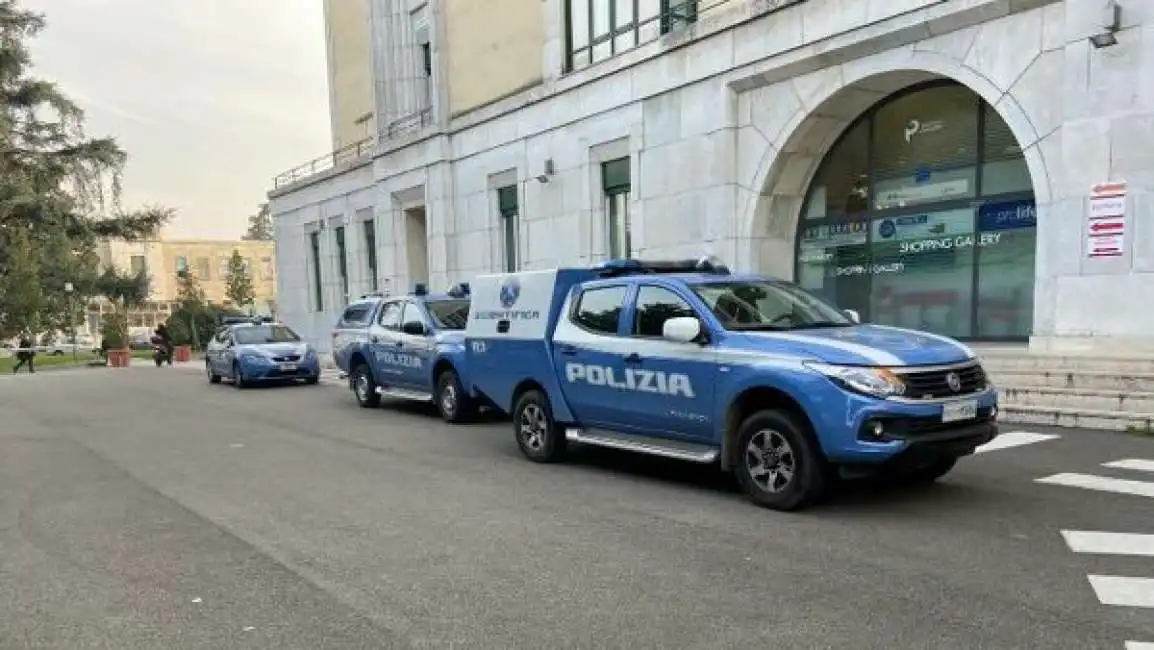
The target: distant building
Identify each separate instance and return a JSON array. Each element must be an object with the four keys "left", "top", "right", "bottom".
[{"left": 89, "top": 239, "right": 277, "bottom": 336}]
